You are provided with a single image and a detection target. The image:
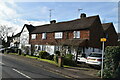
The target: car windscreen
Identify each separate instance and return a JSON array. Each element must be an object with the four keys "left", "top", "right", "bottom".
[{"left": 89, "top": 53, "right": 102, "bottom": 57}]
